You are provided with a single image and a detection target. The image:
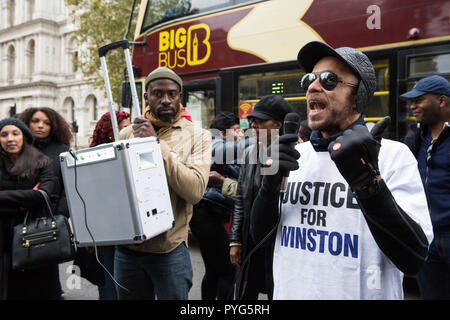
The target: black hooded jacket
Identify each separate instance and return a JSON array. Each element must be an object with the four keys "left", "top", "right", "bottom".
[{"left": 34, "top": 137, "right": 70, "bottom": 217}]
